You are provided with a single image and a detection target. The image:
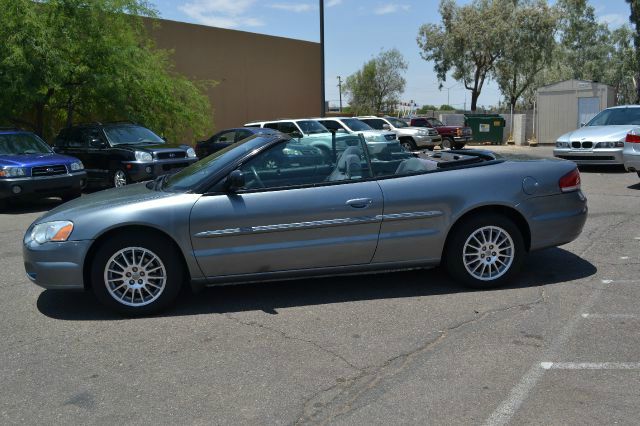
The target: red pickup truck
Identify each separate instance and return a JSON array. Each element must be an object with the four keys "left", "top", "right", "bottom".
[{"left": 410, "top": 117, "right": 473, "bottom": 149}]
